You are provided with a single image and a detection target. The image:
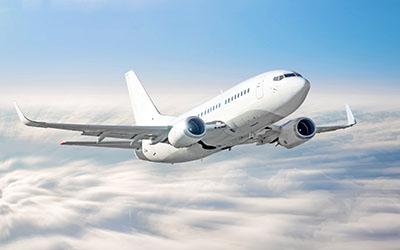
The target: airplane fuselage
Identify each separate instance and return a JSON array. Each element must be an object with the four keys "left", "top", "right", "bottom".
[{"left": 135, "top": 70, "right": 310, "bottom": 163}]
